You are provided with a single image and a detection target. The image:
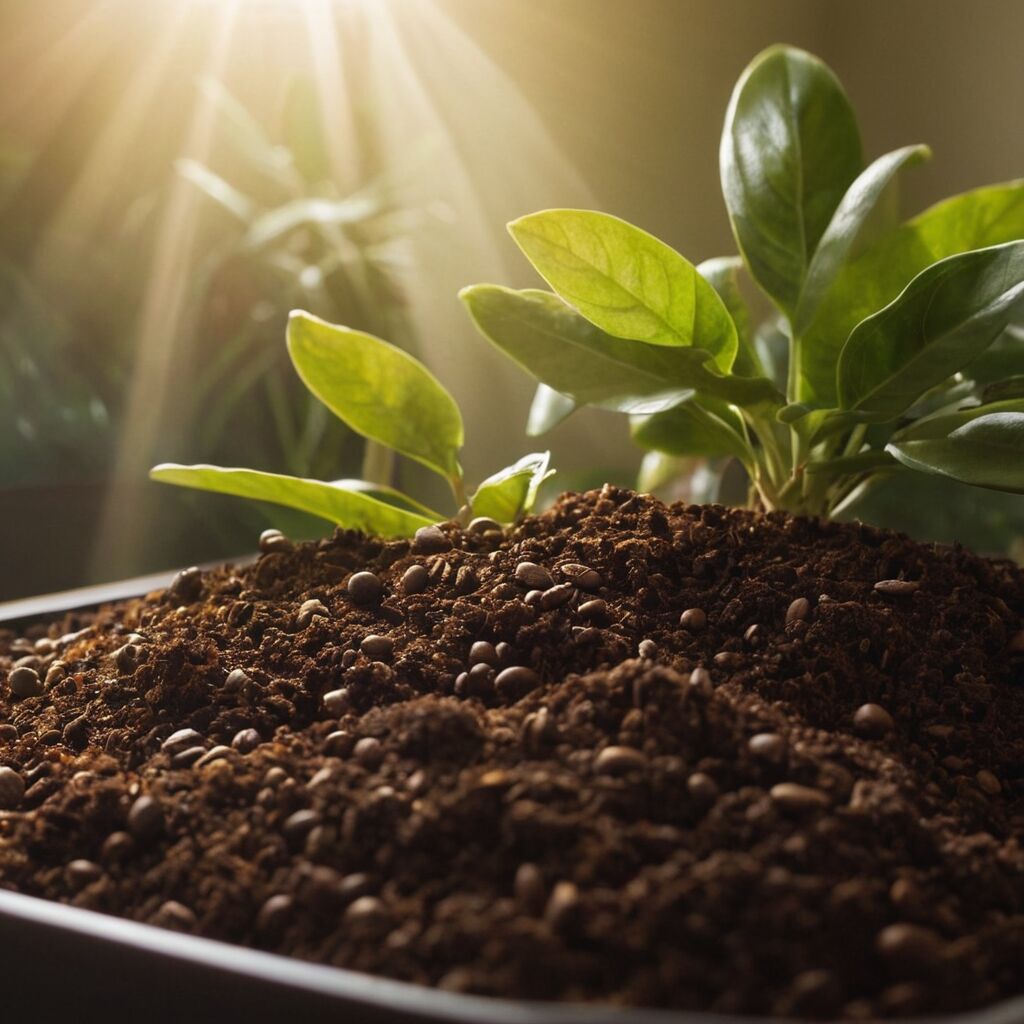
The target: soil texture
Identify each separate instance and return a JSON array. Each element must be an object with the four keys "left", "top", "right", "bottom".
[{"left": 1, "top": 486, "right": 1023, "bottom": 1018}]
